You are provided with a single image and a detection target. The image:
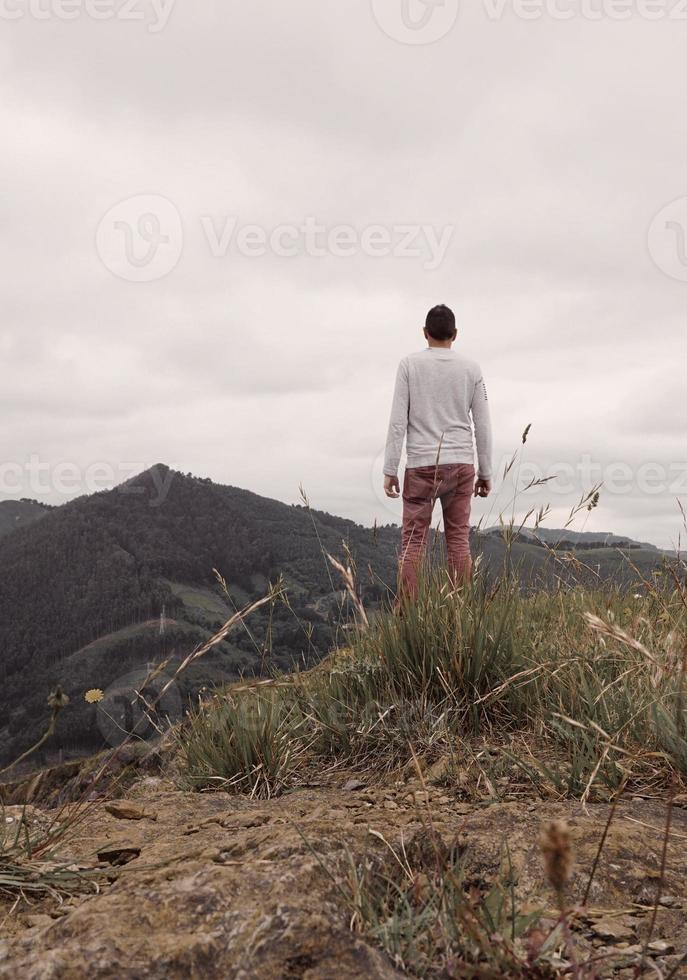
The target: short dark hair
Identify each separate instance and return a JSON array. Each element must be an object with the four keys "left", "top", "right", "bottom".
[{"left": 425, "top": 304, "right": 456, "bottom": 341}]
